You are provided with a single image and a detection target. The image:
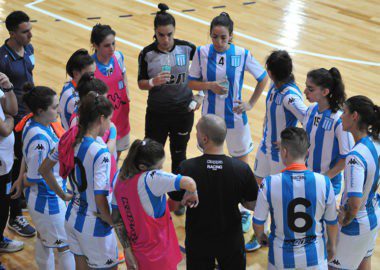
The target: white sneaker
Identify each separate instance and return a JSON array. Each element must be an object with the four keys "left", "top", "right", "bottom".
[{"left": 0, "top": 237, "right": 24, "bottom": 253}]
